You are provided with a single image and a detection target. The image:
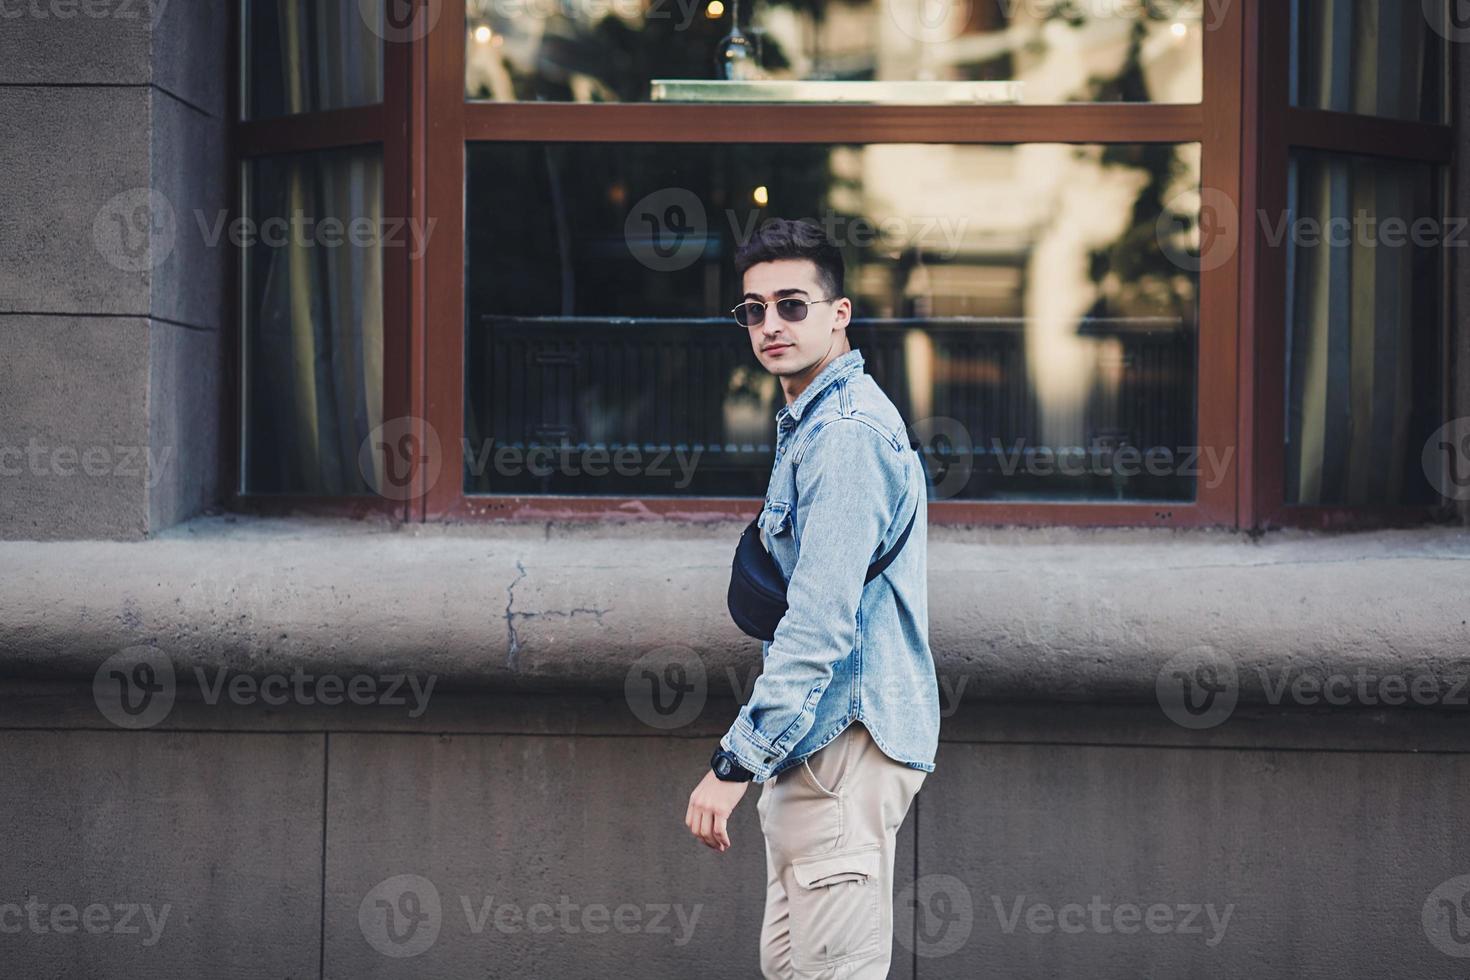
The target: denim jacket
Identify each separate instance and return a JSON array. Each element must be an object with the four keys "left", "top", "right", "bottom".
[{"left": 720, "top": 347, "right": 940, "bottom": 783}]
